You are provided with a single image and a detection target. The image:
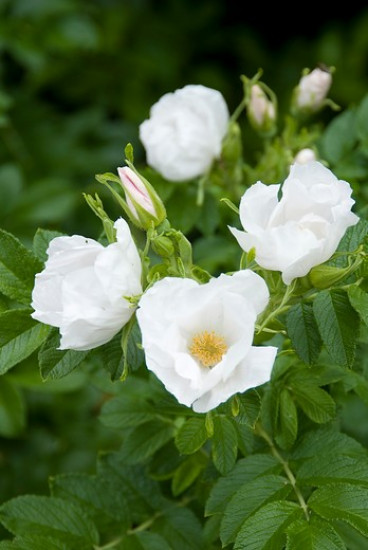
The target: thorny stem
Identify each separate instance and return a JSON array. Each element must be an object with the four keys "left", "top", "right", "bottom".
[{"left": 255, "top": 424, "right": 309, "bottom": 522}]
